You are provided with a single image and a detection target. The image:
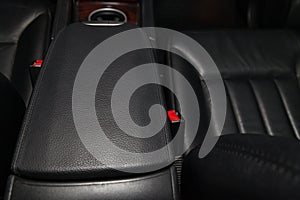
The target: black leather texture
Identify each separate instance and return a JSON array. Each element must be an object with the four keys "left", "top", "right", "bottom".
[
  {"left": 0, "top": 74, "right": 25, "bottom": 198},
  {"left": 287, "top": 0, "right": 300, "bottom": 28},
  {"left": 183, "top": 30, "right": 300, "bottom": 138},
  {"left": 12, "top": 23, "right": 174, "bottom": 180},
  {"left": 0, "top": 0, "right": 52, "bottom": 105},
  {"left": 182, "top": 134, "right": 300, "bottom": 200},
  {"left": 176, "top": 30, "right": 300, "bottom": 199},
  {"left": 0, "top": 0, "right": 53, "bottom": 197},
  {"left": 5, "top": 168, "right": 179, "bottom": 200}
]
